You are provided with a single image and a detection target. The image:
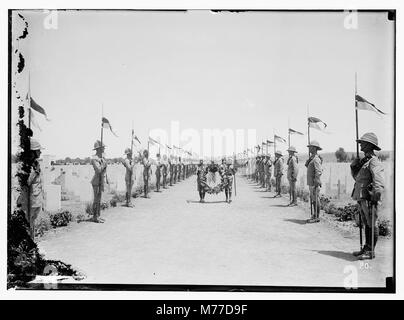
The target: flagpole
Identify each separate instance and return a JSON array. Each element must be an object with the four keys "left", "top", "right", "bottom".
[
  {"left": 307, "top": 104, "right": 310, "bottom": 157},
  {"left": 100, "top": 104, "right": 104, "bottom": 148},
  {"left": 28, "top": 71, "right": 31, "bottom": 130},
  {"left": 288, "top": 118, "right": 291, "bottom": 149},
  {"left": 355, "top": 72, "right": 359, "bottom": 158},
  {"left": 131, "top": 120, "right": 134, "bottom": 156}
]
